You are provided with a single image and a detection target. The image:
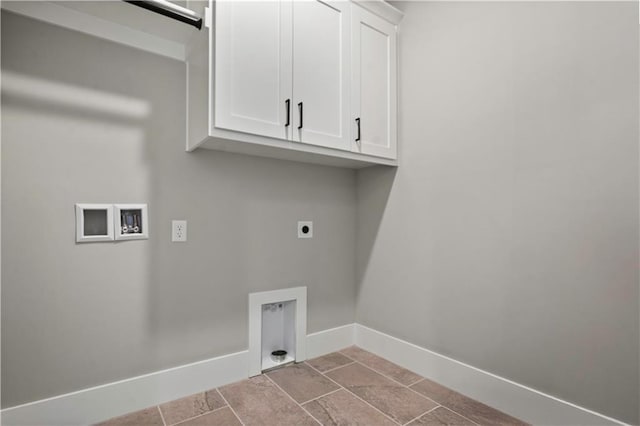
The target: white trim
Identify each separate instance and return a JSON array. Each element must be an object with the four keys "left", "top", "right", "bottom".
[
  {"left": 2, "top": 323, "right": 628, "bottom": 426},
  {"left": 0, "top": 323, "right": 351, "bottom": 426},
  {"left": 248, "top": 287, "right": 307, "bottom": 377},
  {"left": 75, "top": 204, "right": 114, "bottom": 243},
  {"left": 354, "top": 324, "right": 629, "bottom": 426},
  {"left": 354, "top": 0, "right": 404, "bottom": 25},
  {"left": 1, "top": 1, "right": 185, "bottom": 61},
  {"left": 306, "top": 324, "right": 355, "bottom": 359},
  {"left": 0, "top": 351, "right": 249, "bottom": 426}
]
